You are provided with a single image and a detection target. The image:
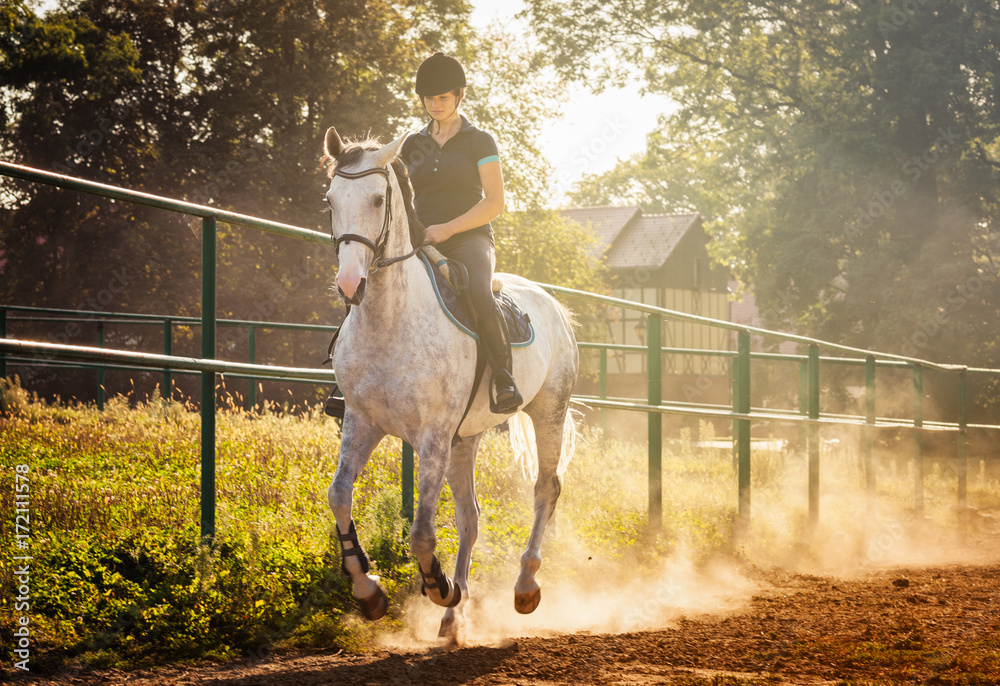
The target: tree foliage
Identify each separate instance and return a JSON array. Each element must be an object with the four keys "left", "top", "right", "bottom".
[
  {"left": 0, "top": 0, "right": 469, "bottom": 400},
  {"left": 527, "top": 0, "right": 1000, "bottom": 371},
  {"left": 0, "top": 1, "right": 610, "bottom": 400}
]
